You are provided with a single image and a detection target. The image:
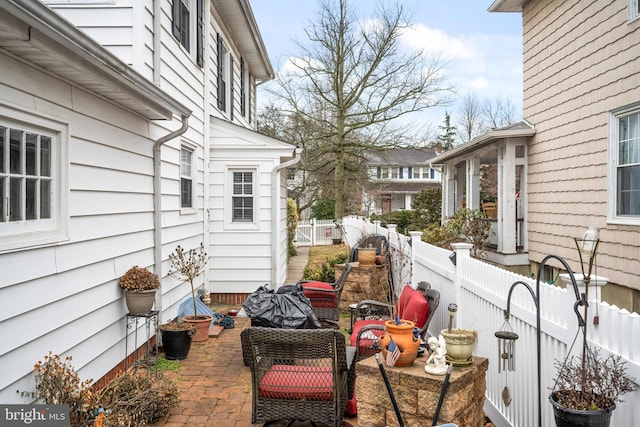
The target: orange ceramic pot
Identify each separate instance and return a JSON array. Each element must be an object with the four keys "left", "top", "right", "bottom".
[{"left": 380, "top": 319, "right": 420, "bottom": 367}]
